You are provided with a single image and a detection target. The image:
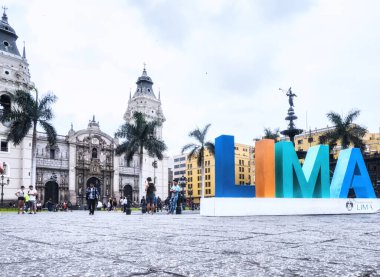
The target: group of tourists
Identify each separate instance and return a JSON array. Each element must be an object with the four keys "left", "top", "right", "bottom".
[
  {"left": 13, "top": 177, "right": 184, "bottom": 215},
  {"left": 14, "top": 185, "right": 73, "bottom": 214},
  {"left": 14, "top": 185, "right": 38, "bottom": 214},
  {"left": 140, "top": 178, "right": 182, "bottom": 215}
]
